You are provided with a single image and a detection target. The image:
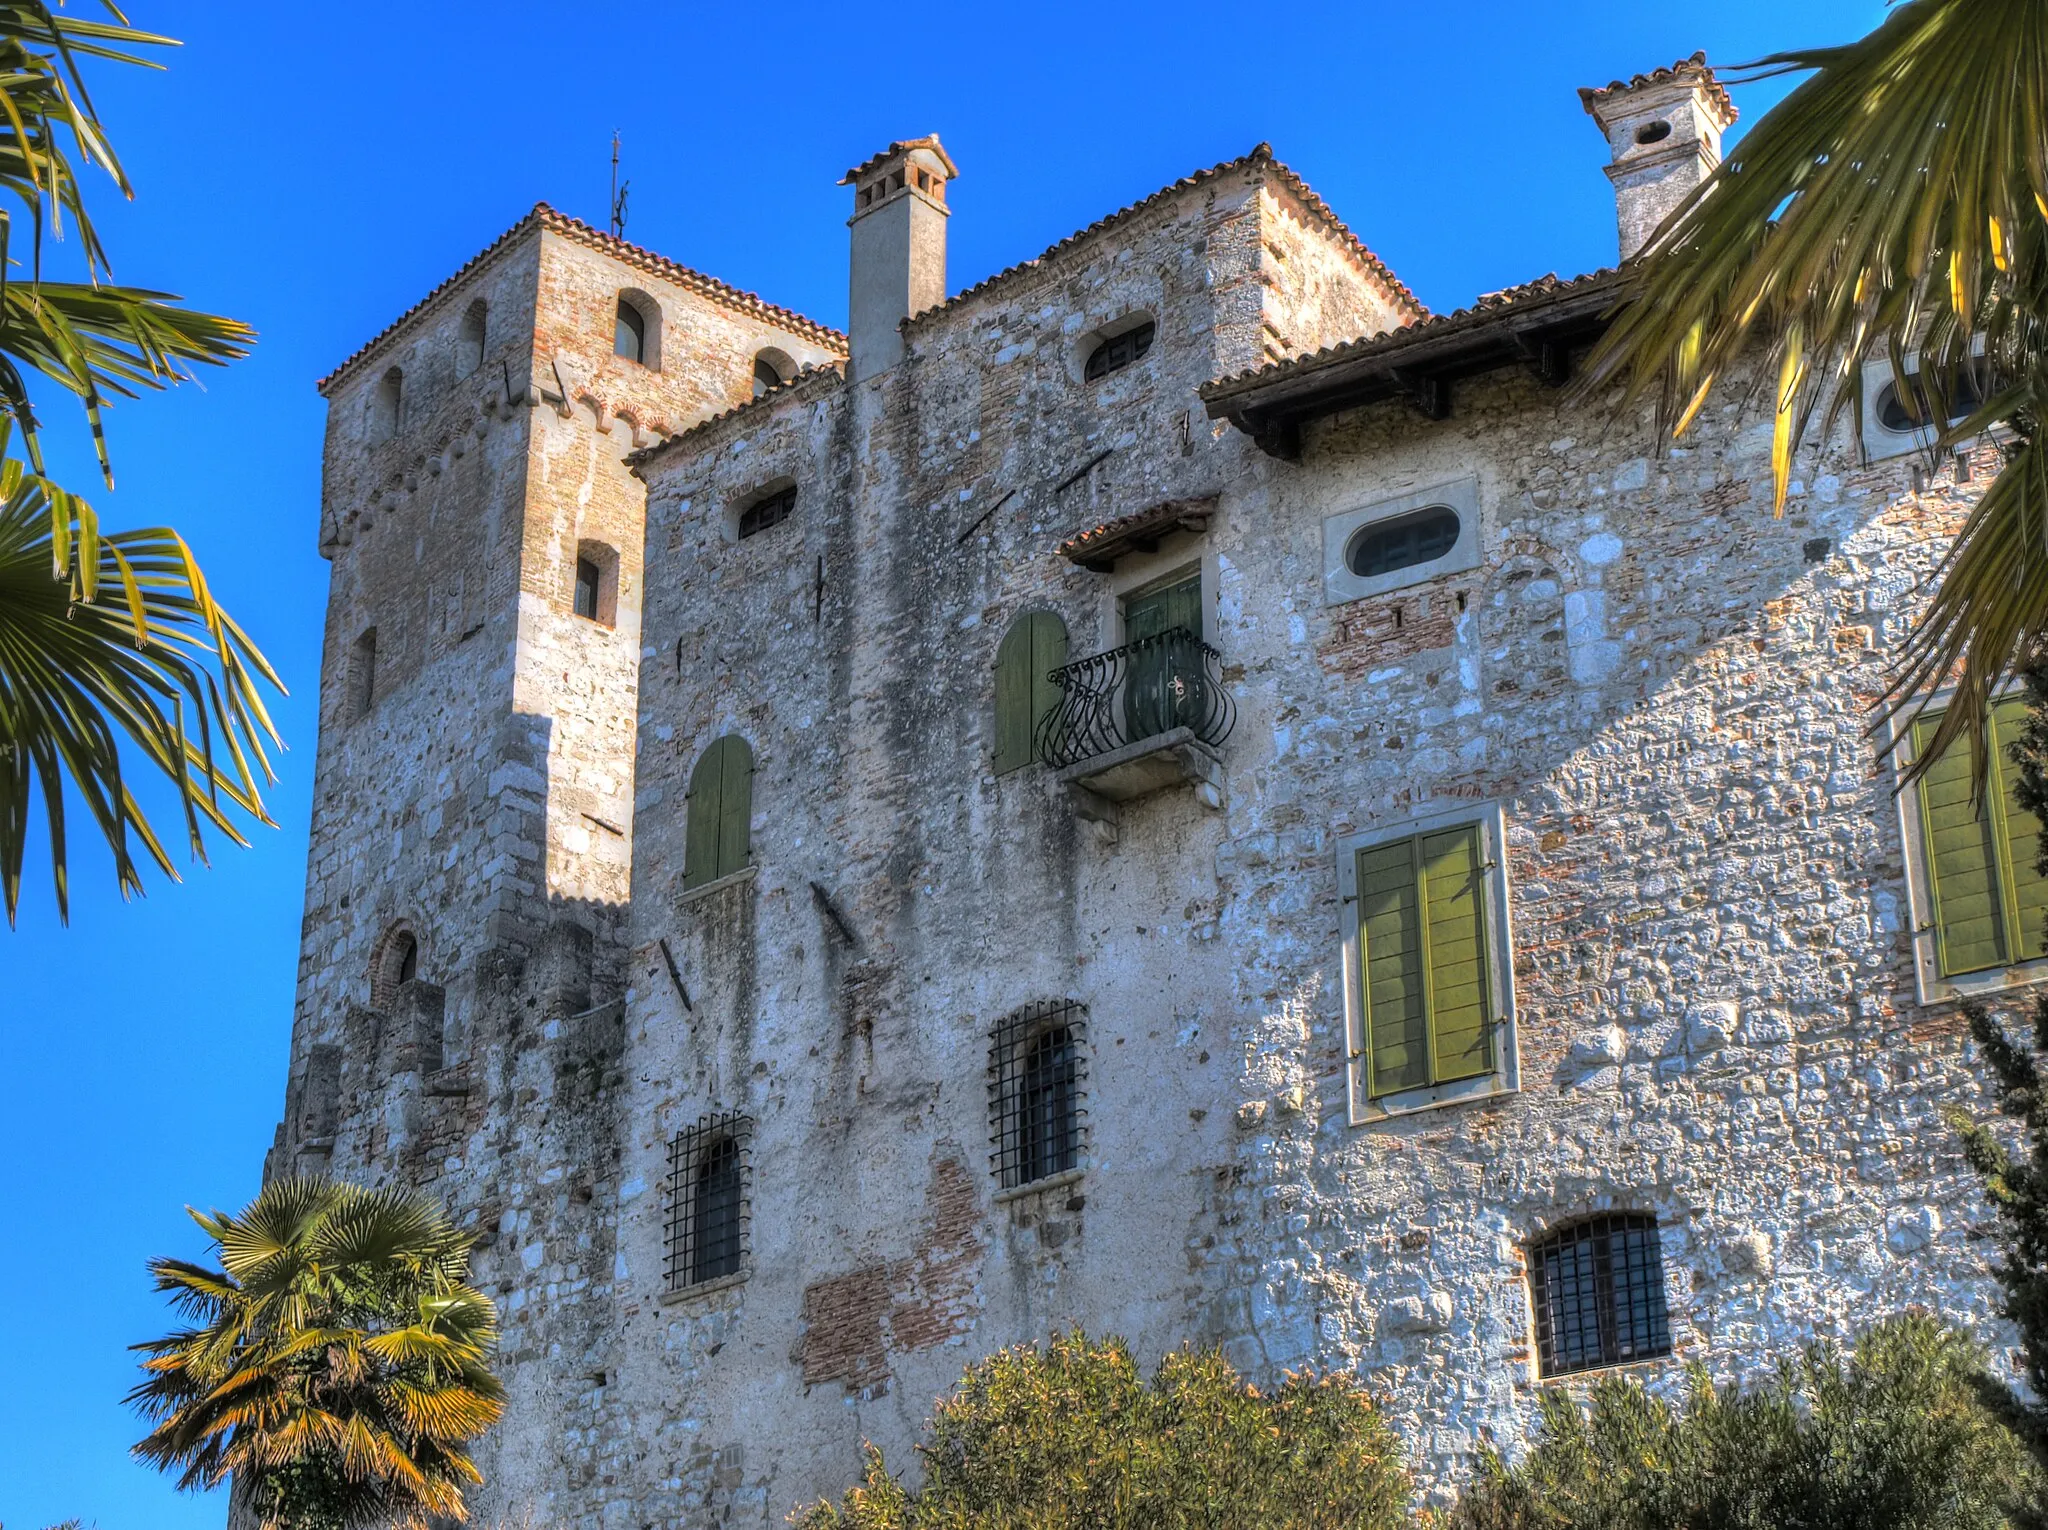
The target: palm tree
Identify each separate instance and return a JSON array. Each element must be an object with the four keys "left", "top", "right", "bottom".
[
  {"left": 0, "top": 1, "right": 280, "bottom": 925},
  {"left": 128, "top": 1177, "right": 506, "bottom": 1530},
  {"left": 1581, "top": 0, "right": 2048, "bottom": 777}
]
